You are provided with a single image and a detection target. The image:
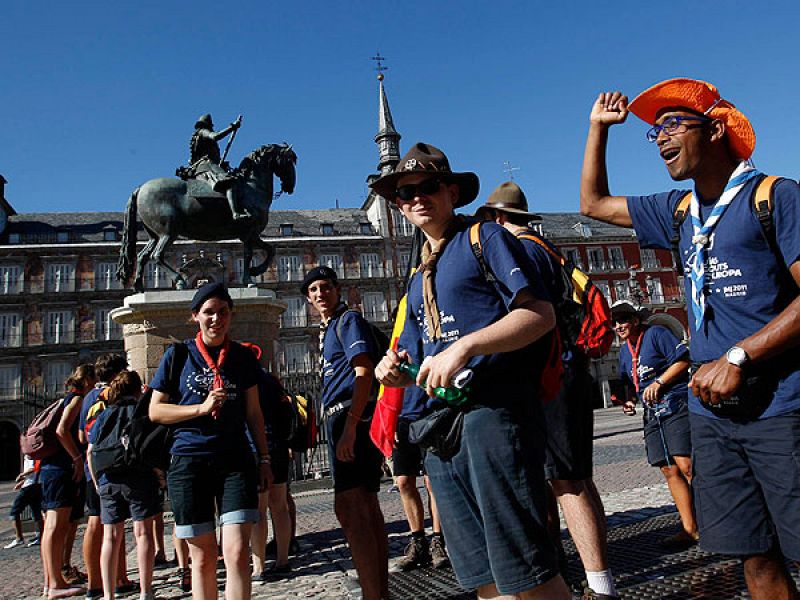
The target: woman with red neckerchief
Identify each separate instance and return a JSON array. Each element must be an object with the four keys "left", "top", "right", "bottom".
[{"left": 149, "top": 283, "right": 272, "bottom": 600}]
